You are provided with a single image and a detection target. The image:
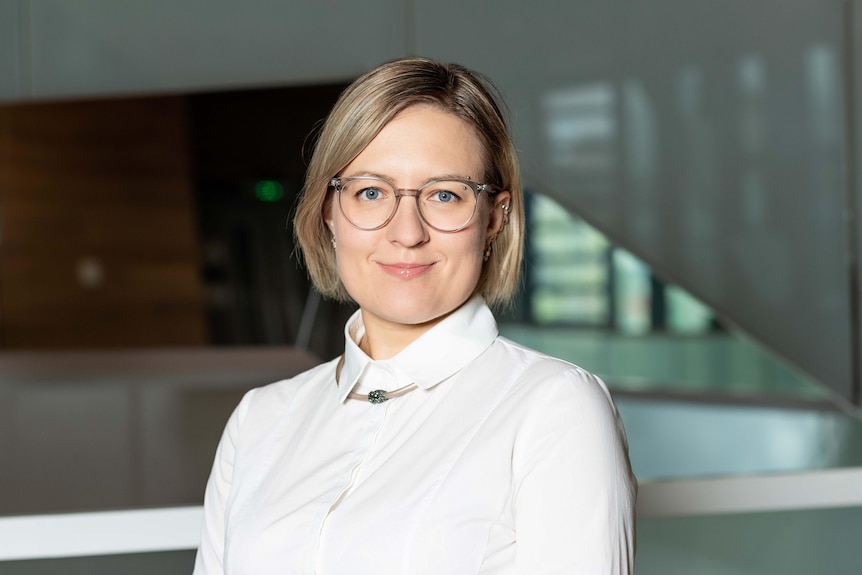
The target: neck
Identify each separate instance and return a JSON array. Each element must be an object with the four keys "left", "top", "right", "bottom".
[{"left": 359, "top": 313, "right": 447, "bottom": 360}]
